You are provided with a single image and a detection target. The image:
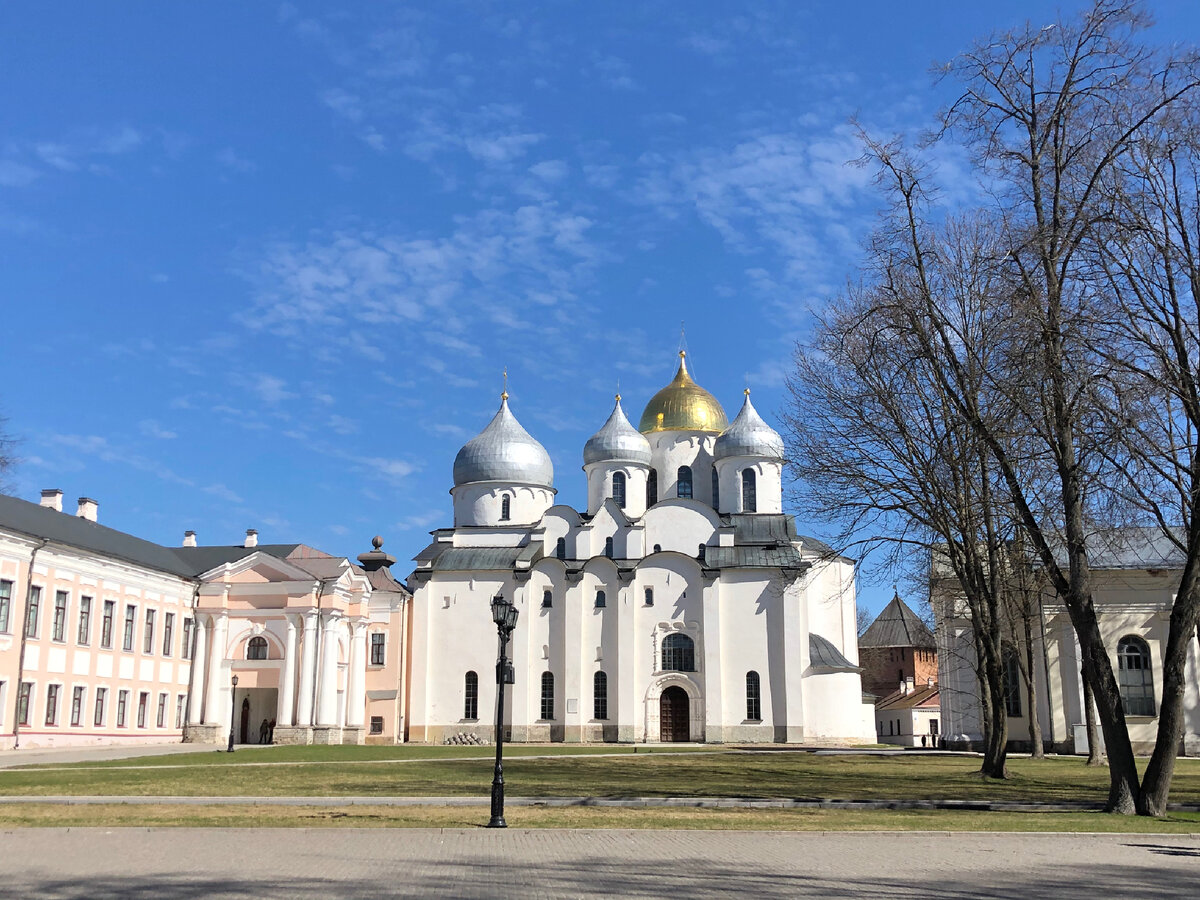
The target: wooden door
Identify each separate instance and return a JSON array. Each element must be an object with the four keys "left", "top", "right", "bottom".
[{"left": 659, "top": 687, "right": 690, "bottom": 742}]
